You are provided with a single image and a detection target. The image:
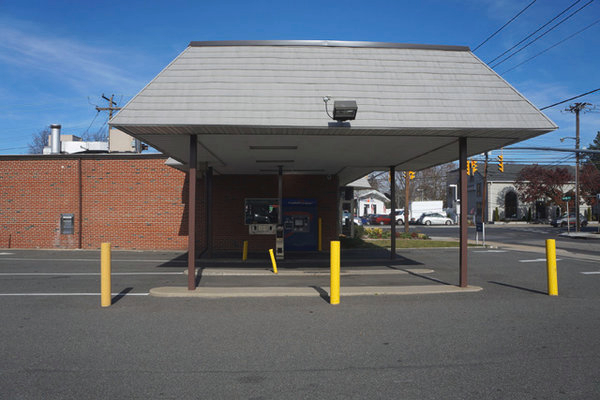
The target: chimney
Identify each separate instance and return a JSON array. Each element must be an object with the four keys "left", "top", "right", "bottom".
[{"left": 50, "top": 124, "right": 61, "bottom": 154}]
